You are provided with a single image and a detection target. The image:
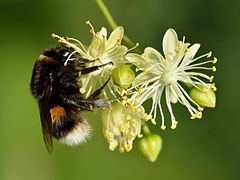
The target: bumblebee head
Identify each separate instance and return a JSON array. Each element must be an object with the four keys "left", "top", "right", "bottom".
[
  {"left": 55, "top": 46, "right": 80, "bottom": 66},
  {"left": 43, "top": 45, "right": 80, "bottom": 67}
]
